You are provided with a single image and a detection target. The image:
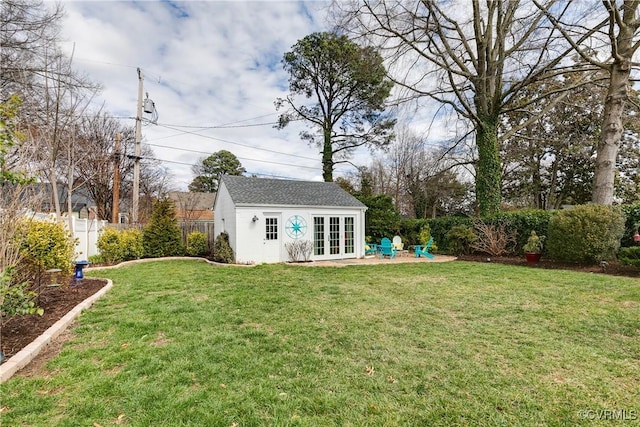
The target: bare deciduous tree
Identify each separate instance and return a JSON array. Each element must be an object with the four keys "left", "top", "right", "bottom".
[
  {"left": 334, "top": 0, "right": 602, "bottom": 215},
  {"left": 535, "top": 0, "right": 640, "bottom": 204},
  {"left": 0, "top": 0, "right": 64, "bottom": 98}
]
